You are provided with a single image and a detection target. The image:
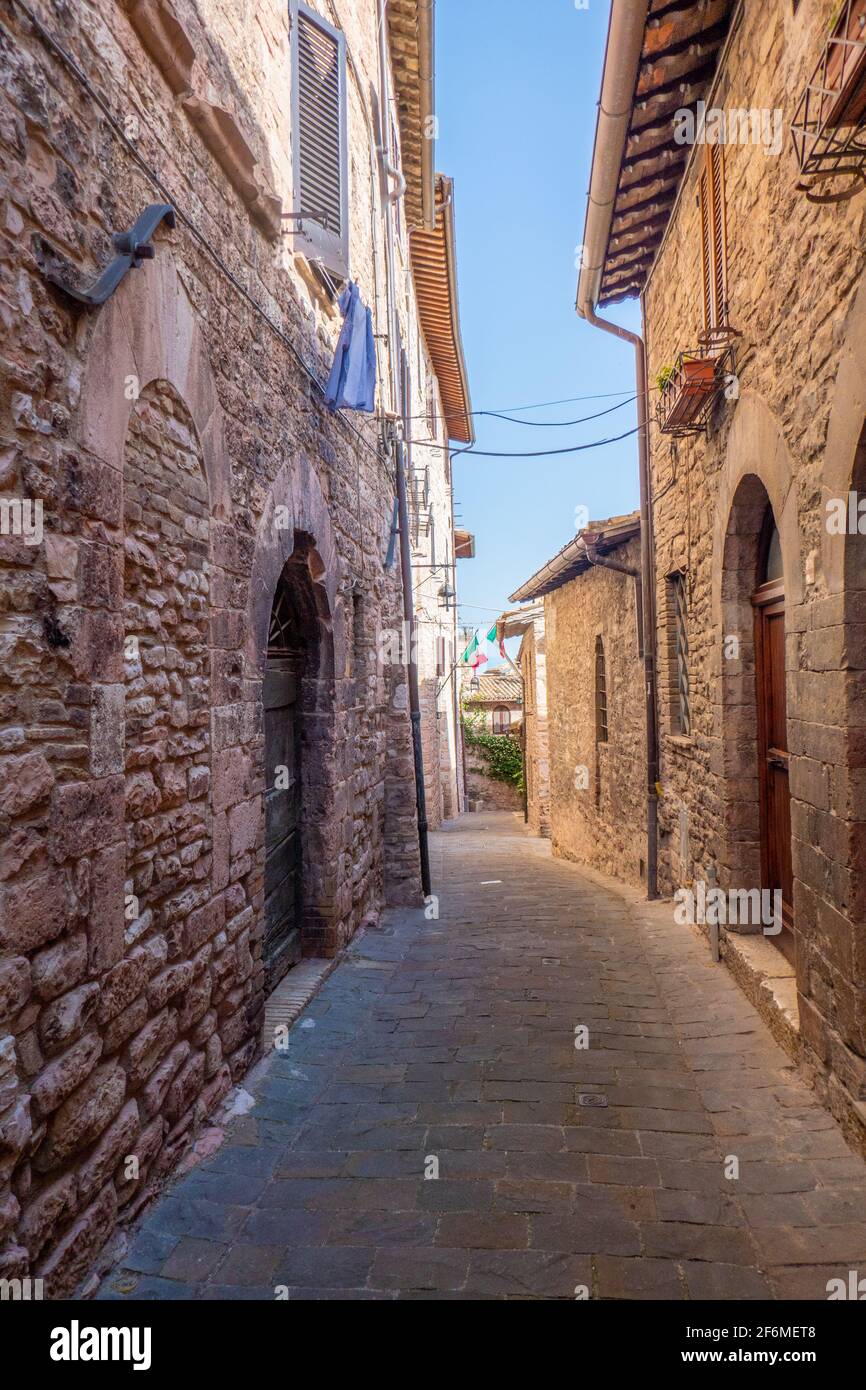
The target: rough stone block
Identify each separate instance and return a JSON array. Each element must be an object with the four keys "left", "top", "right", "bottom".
[
  {"left": 0, "top": 751, "right": 54, "bottom": 818},
  {"left": 0, "top": 869, "right": 70, "bottom": 952},
  {"left": 30, "top": 1034, "right": 102, "bottom": 1120},
  {"left": 49, "top": 777, "right": 124, "bottom": 863},
  {"left": 0, "top": 956, "right": 31, "bottom": 1025},
  {"left": 38, "top": 983, "right": 100, "bottom": 1056},
  {"left": 90, "top": 684, "right": 125, "bottom": 777},
  {"left": 34, "top": 1061, "right": 126, "bottom": 1171}
]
